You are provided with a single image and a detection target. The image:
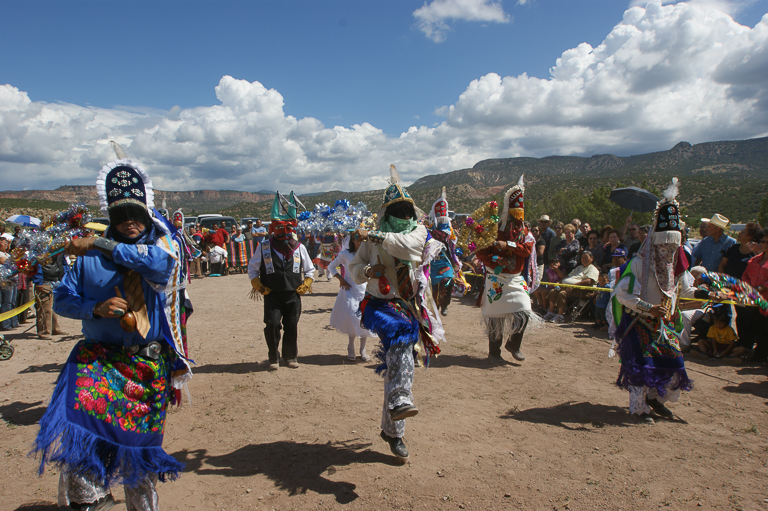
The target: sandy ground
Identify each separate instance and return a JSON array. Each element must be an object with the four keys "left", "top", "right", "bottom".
[{"left": 2, "top": 273, "right": 767, "bottom": 511}]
